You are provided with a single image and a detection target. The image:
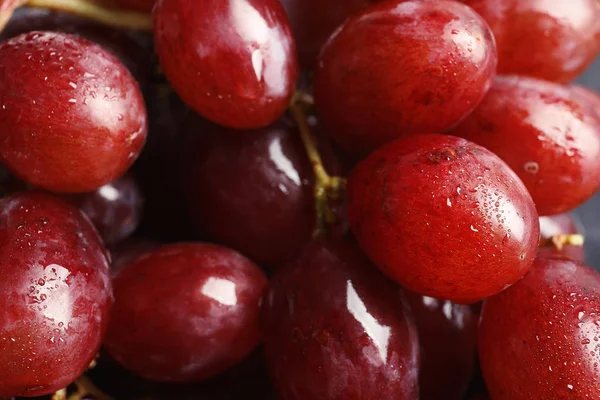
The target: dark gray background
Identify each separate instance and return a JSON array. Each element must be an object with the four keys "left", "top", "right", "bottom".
[{"left": 571, "top": 57, "right": 600, "bottom": 268}]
